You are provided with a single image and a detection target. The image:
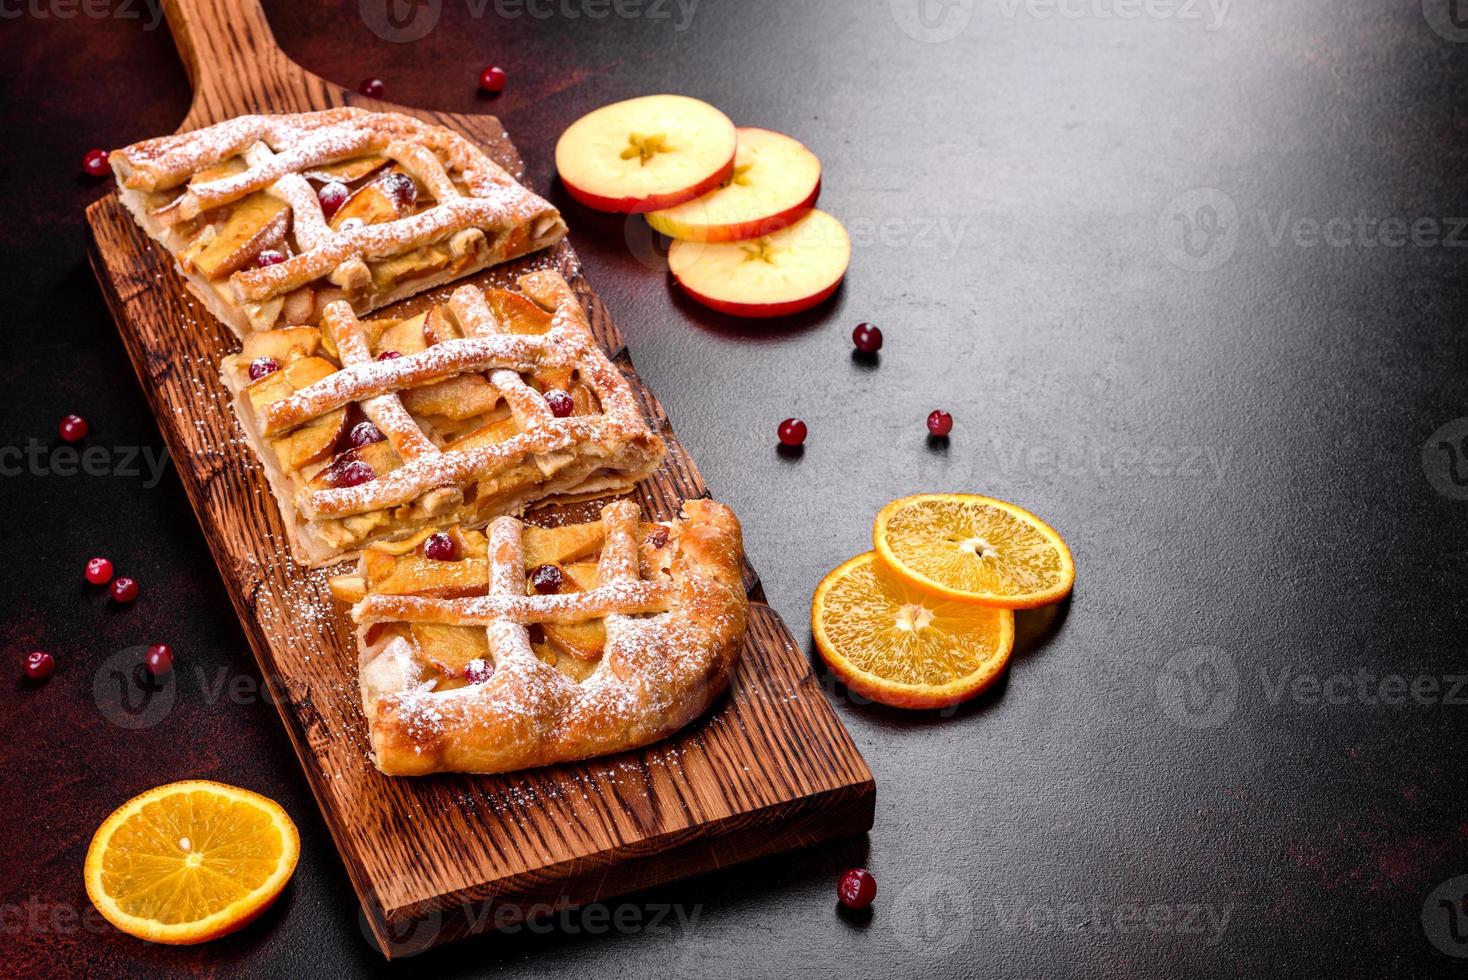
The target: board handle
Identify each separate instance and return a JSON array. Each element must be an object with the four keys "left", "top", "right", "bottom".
[{"left": 167, "top": 0, "right": 331, "bottom": 128}]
